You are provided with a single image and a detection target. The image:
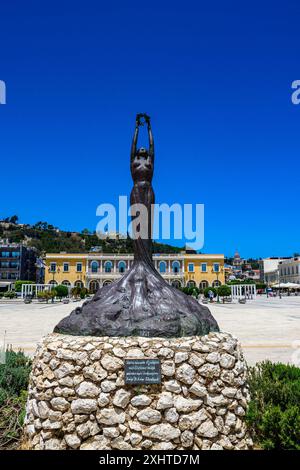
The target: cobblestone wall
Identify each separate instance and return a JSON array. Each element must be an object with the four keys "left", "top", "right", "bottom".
[{"left": 24, "top": 332, "right": 253, "bottom": 450}]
